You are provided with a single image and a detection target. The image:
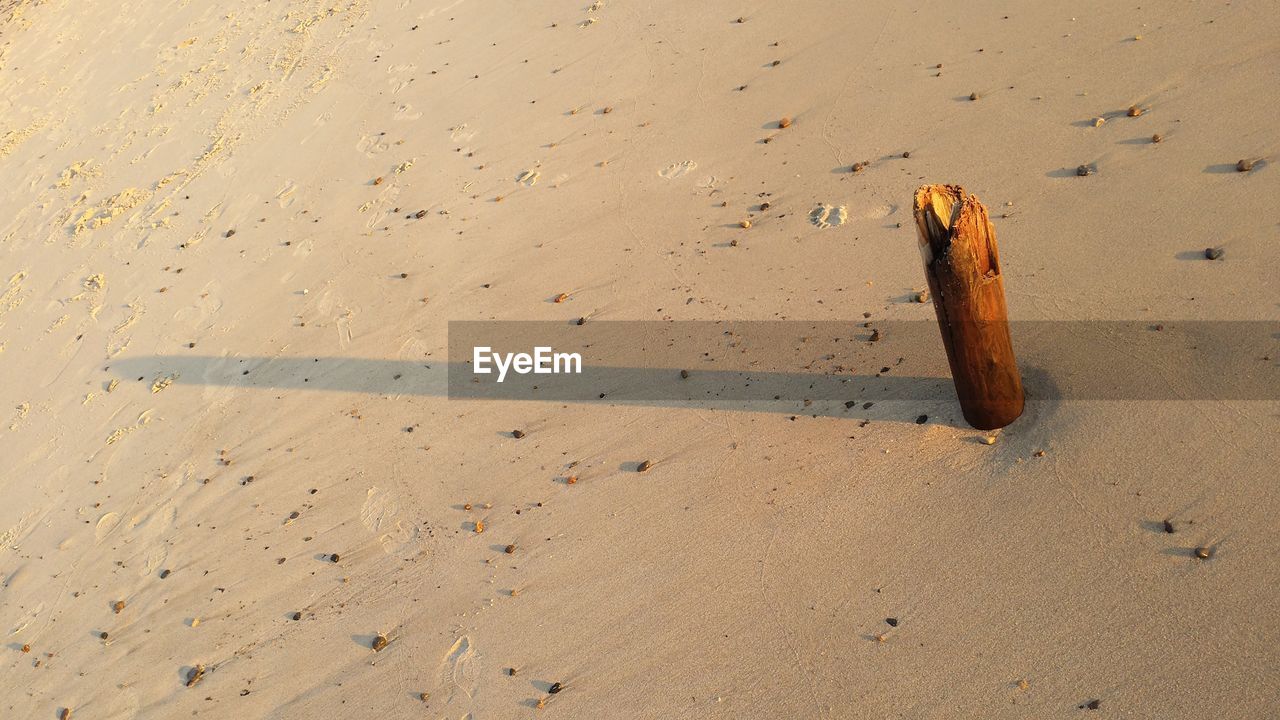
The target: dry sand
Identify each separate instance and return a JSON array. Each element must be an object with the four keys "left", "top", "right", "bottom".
[{"left": 2, "top": 0, "right": 1278, "bottom": 718}]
